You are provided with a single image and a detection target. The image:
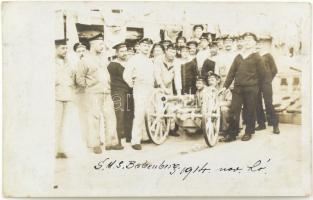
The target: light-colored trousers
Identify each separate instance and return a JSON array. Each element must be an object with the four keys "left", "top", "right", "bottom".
[
  {"left": 55, "top": 100, "right": 73, "bottom": 153},
  {"left": 131, "top": 86, "right": 153, "bottom": 145},
  {"left": 84, "top": 93, "right": 118, "bottom": 148},
  {"left": 75, "top": 92, "right": 88, "bottom": 144}
]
